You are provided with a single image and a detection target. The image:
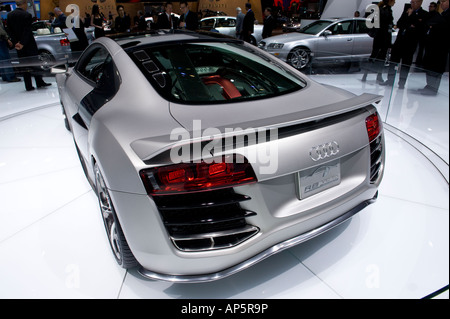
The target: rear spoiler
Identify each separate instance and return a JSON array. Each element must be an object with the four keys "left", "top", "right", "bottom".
[{"left": 131, "top": 93, "right": 382, "bottom": 163}]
